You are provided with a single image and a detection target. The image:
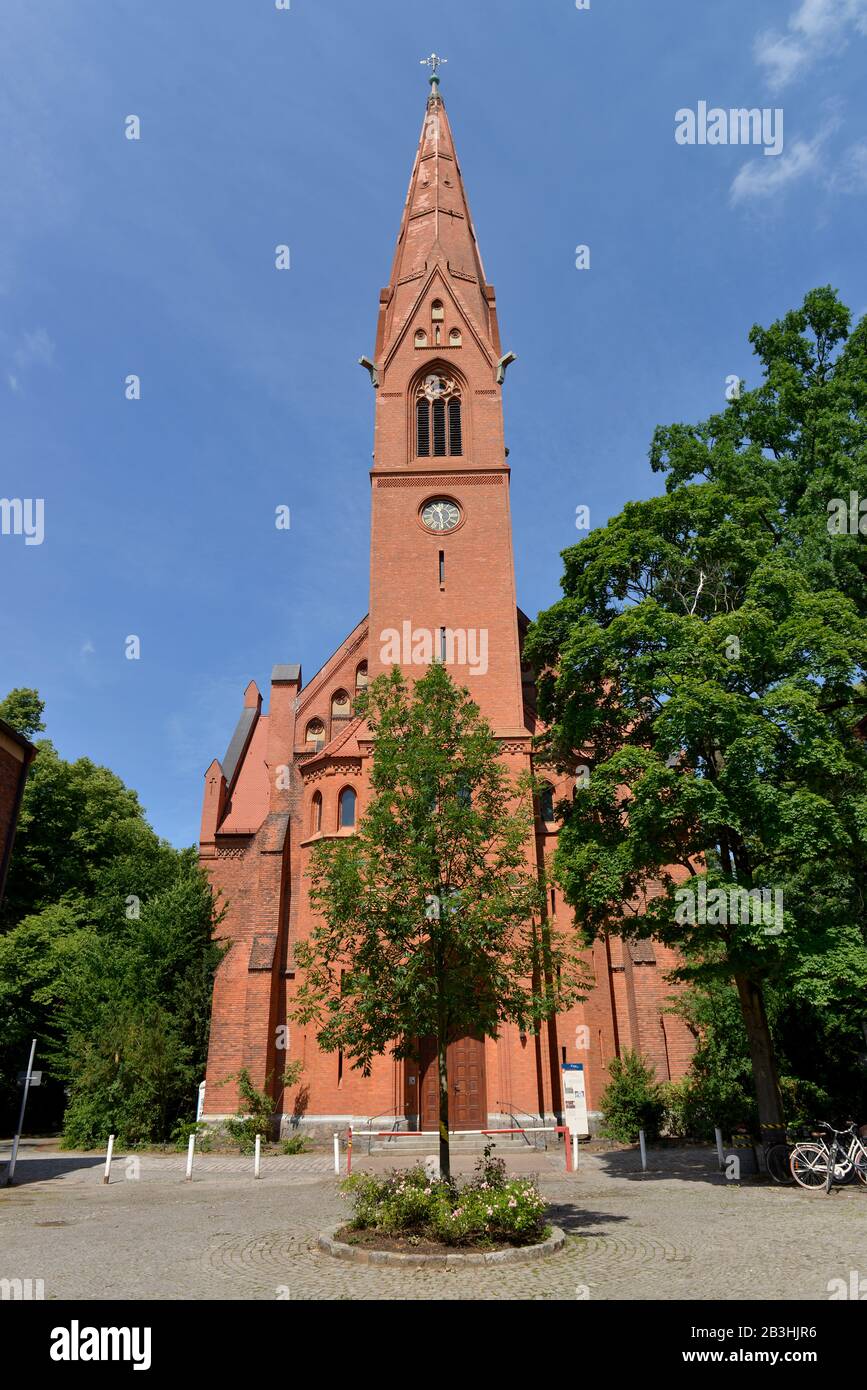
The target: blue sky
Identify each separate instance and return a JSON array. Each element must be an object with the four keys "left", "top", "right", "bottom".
[{"left": 1, "top": 0, "right": 865, "bottom": 847}]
